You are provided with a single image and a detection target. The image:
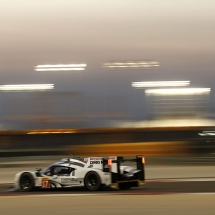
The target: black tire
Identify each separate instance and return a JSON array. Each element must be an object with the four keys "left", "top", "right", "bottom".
[
  {"left": 20, "top": 173, "right": 34, "bottom": 191},
  {"left": 118, "top": 183, "right": 131, "bottom": 190},
  {"left": 84, "top": 171, "right": 101, "bottom": 191}
]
